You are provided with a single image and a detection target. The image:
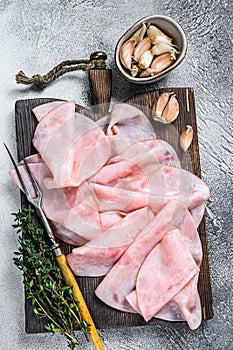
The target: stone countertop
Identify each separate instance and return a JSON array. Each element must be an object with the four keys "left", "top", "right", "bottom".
[{"left": 0, "top": 1, "right": 232, "bottom": 349}]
